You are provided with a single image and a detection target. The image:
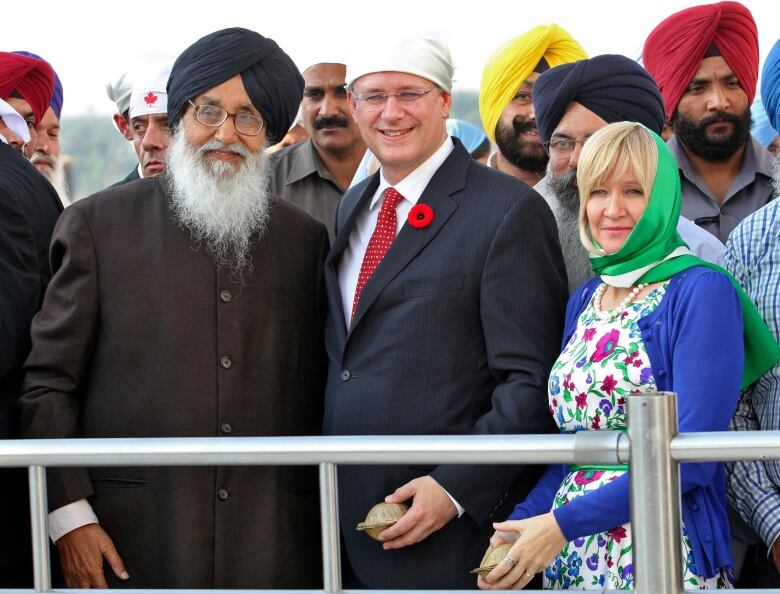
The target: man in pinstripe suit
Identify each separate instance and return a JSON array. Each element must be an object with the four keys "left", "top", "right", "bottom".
[{"left": 322, "top": 37, "right": 568, "bottom": 588}]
